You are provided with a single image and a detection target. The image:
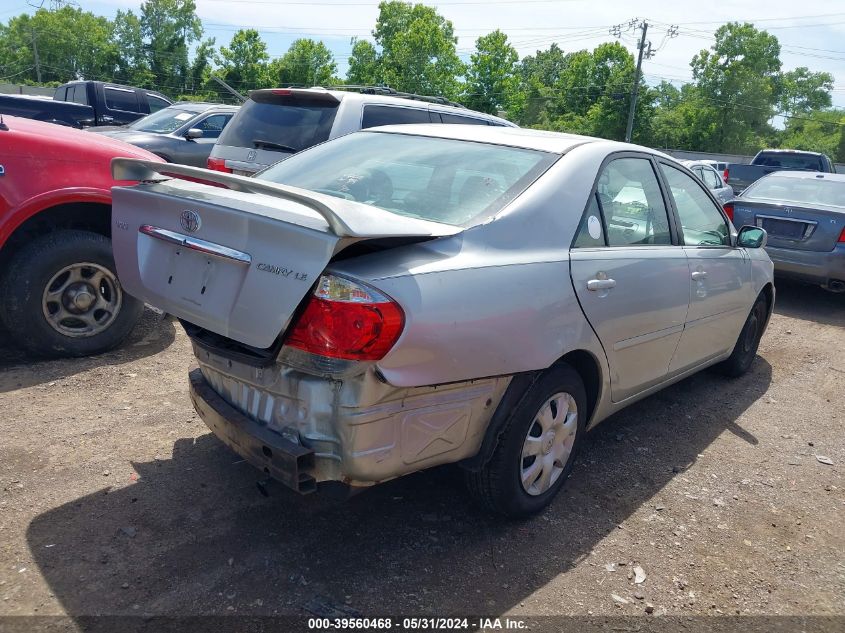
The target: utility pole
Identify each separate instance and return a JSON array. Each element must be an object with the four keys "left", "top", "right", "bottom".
[
  {"left": 30, "top": 28, "right": 41, "bottom": 83},
  {"left": 625, "top": 21, "right": 648, "bottom": 143}
]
